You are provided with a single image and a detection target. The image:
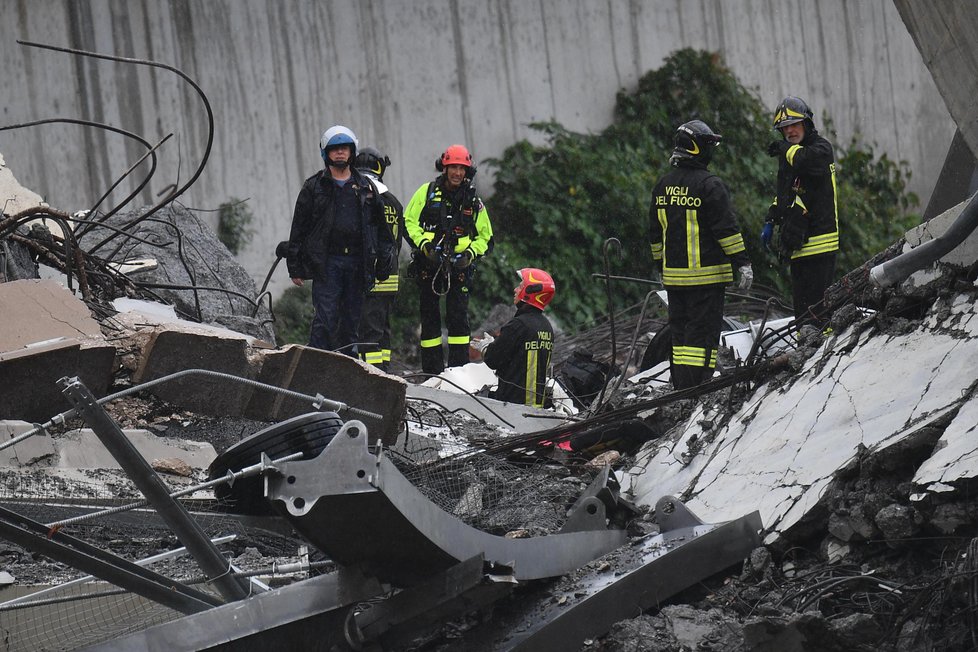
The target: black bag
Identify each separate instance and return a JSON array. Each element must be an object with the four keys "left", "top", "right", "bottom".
[{"left": 559, "top": 350, "right": 612, "bottom": 410}]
